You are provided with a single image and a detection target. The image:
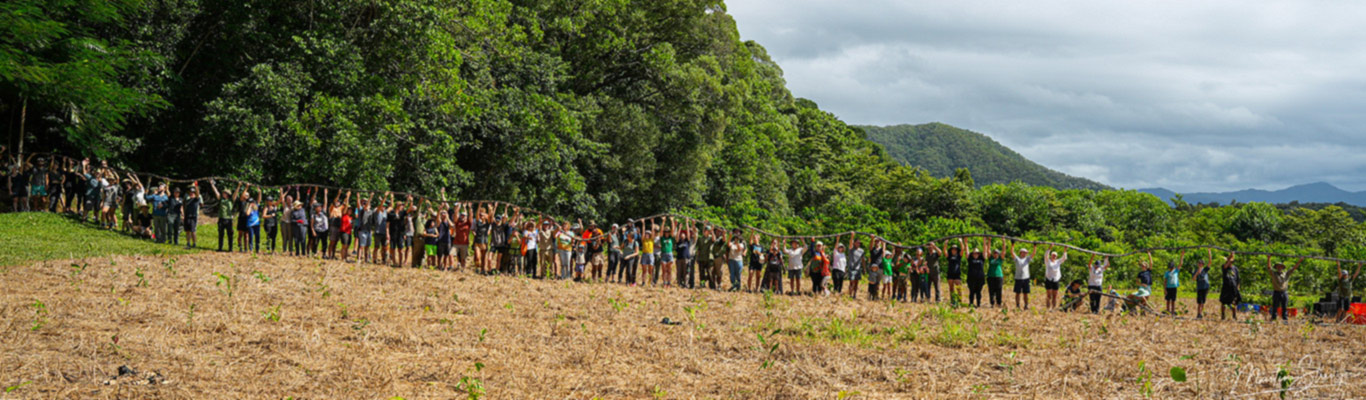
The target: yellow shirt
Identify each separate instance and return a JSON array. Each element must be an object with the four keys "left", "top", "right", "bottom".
[{"left": 643, "top": 239, "right": 654, "bottom": 253}]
